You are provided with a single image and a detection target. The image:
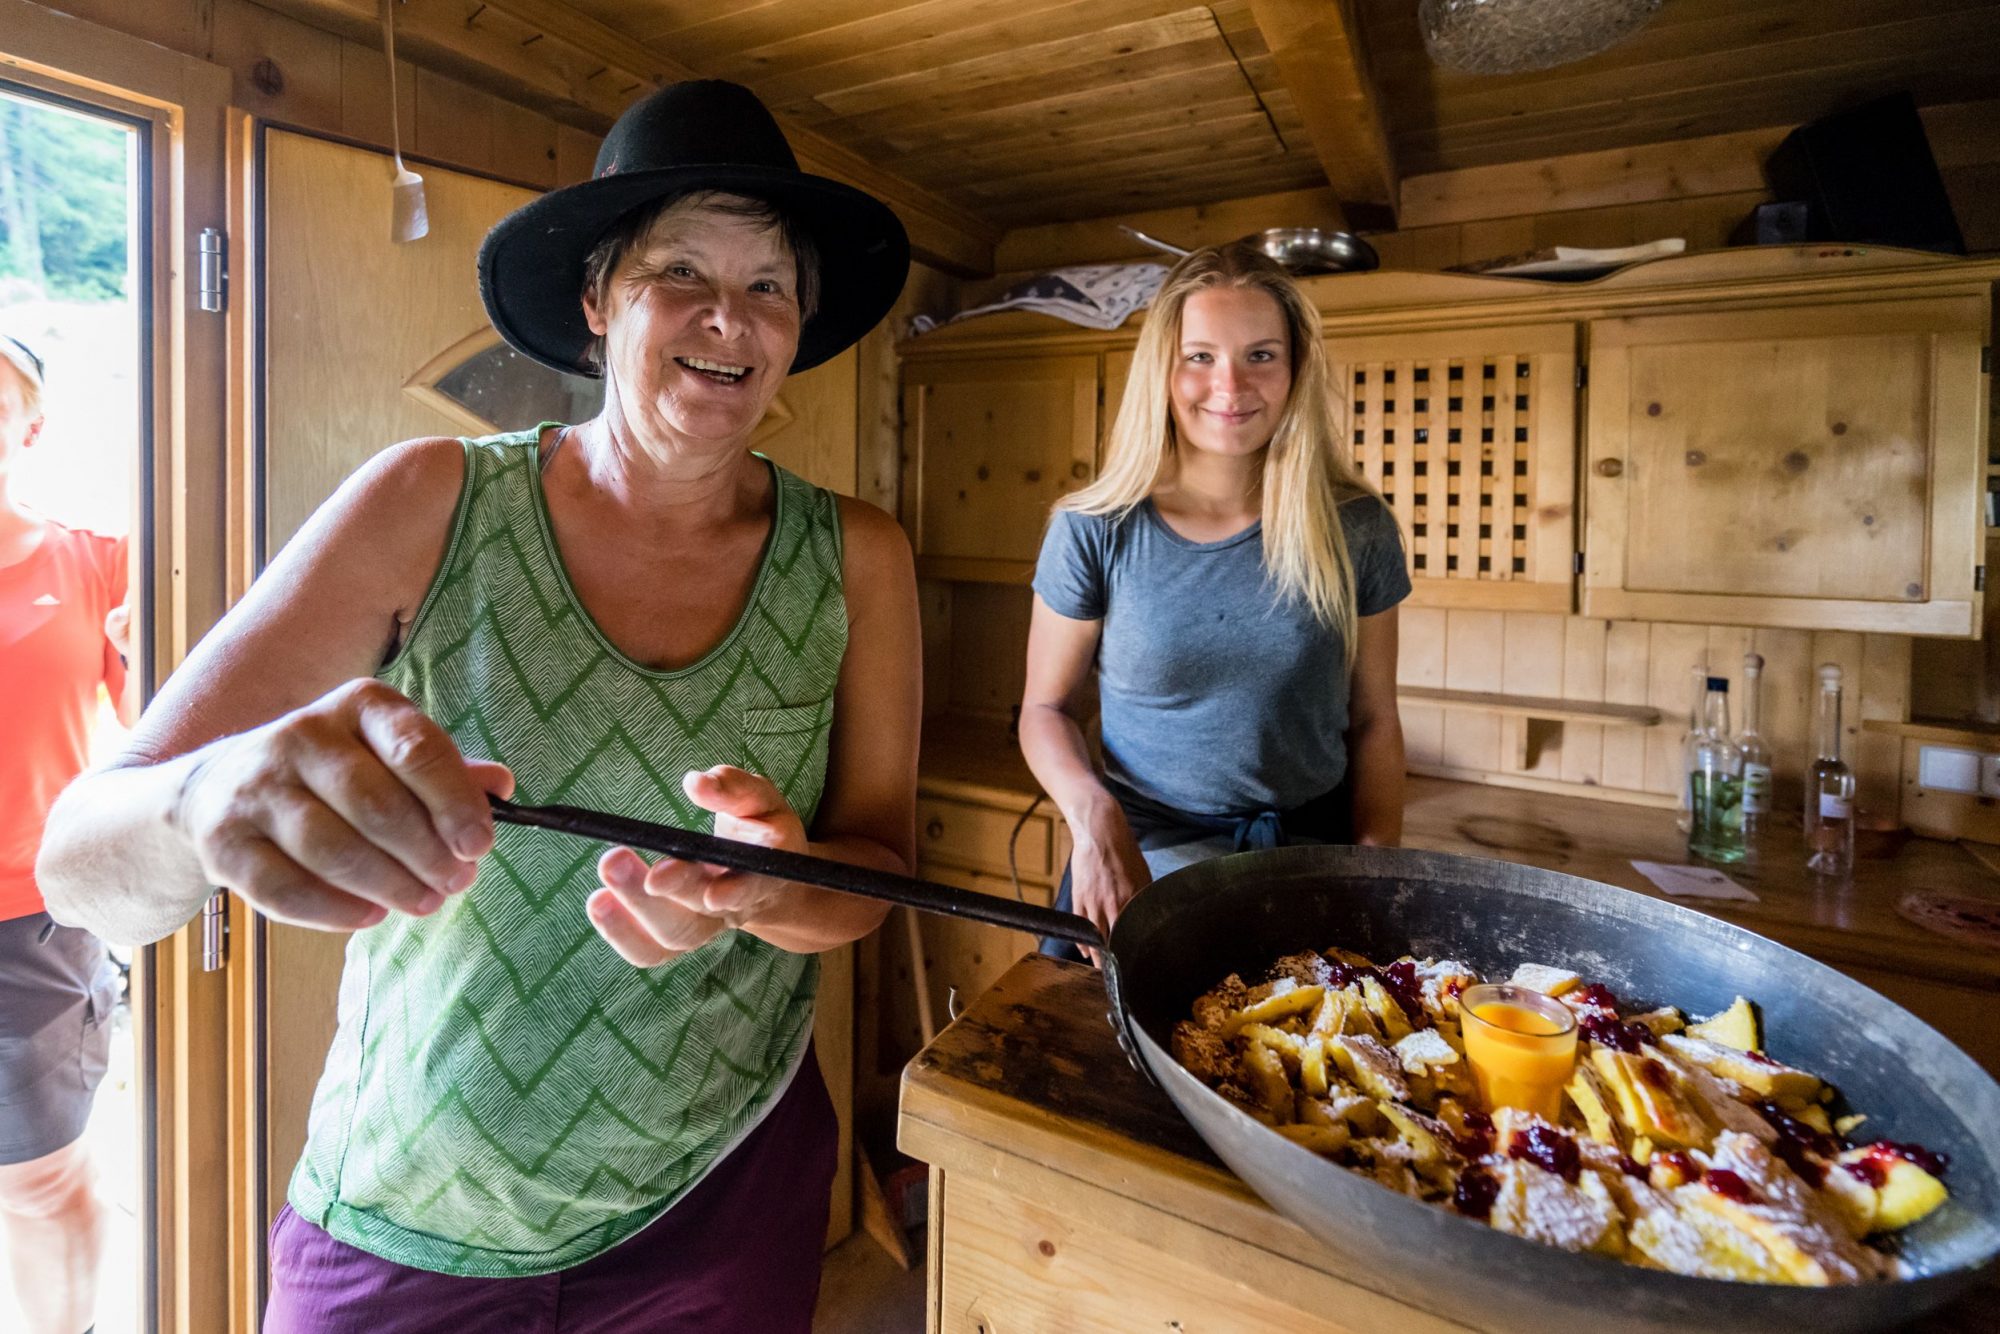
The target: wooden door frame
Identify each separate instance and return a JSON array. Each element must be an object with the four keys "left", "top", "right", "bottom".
[{"left": 0, "top": 4, "right": 240, "bottom": 1331}]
